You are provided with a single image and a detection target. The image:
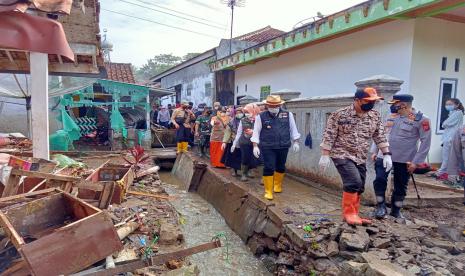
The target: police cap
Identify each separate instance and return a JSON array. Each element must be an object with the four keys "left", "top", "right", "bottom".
[{"left": 388, "top": 94, "right": 414, "bottom": 104}]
